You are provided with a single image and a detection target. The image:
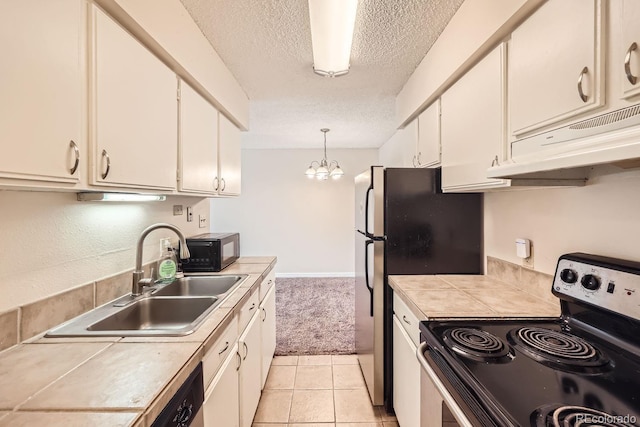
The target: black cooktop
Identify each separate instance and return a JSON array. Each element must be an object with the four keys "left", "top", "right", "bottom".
[{"left": 420, "top": 318, "right": 640, "bottom": 427}]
